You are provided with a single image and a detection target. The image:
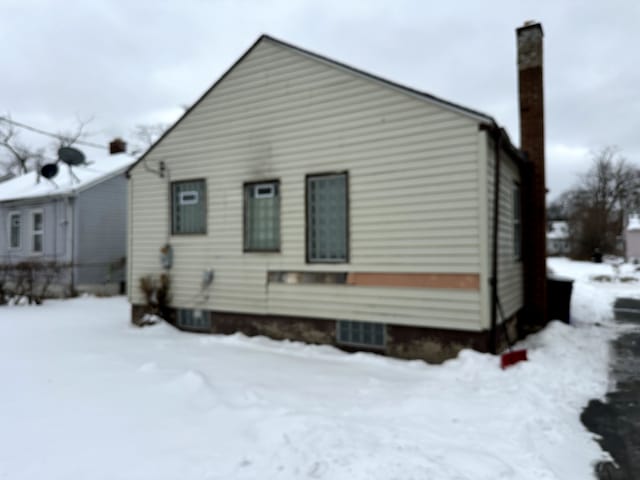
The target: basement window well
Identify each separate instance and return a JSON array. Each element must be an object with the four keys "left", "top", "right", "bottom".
[{"left": 337, "top": 320, "right": 386, "bottom": 348}]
